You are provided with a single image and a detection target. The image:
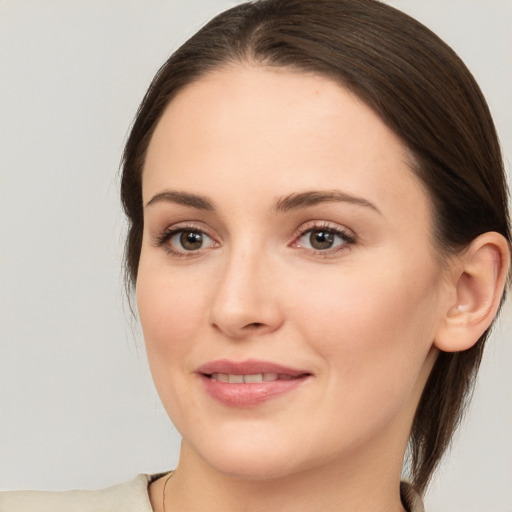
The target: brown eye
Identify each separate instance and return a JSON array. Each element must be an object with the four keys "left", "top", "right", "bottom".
[
  {"left": 164, "top": 229, "right": 216, "bottom": 254},
  {"left": 179, "top": 231, "right": 204, "bottom": 250},
  {"left": 295, "top": 226, "right": 354, "bottom": 253},
  {"left": 309, "top": 230, "right": 335, "bottom": 250}
]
